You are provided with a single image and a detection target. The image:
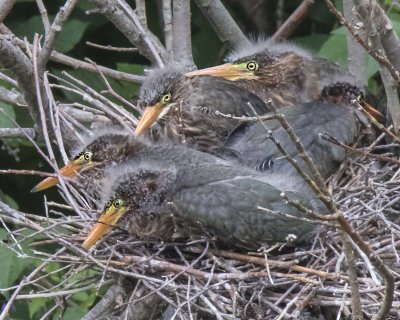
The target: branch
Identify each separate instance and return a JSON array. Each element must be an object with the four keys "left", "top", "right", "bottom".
[
  {"left": 0, "top": 24, "right": 144, "bottom": 83},
  {"left": 325, "top": 0, "right": 400, "bottom": 83},
  {"left": 0, "top": 128, "right": 35, "bottom": 139},
  {"left": 87, "top": 0, "right": 169, "bottom": 66},
  {"left": 193, "top": 0, "right": 249, "bottom": 49},
  {"left": 352, "top": 0, "right": 400, "bottom": 133},
  {"left": 135, "top": 0, "right": 147, "bottom": 28},
  {"left": 0, "top": 86, "right": 26, "bottom": 106},
  {"left": 340, "top": 232, "right": 363, "bottom": 320},
  {"left": 369, "top": 0, "right": 400, "bottom": 72},
  {"left": 172, "top": 0, "right": 195, "bottom": 70},
  {"left": 343, "top": 0, "right": 368, "bottom": 85},
  {"left": 81, "top": 284, "right": 125, "bottom": 320},
  {"left": 0, "top": 35, "right": 40, "bottom": 130},
  {"left": 162, "top": 0, "right": 173, "bottom": 55},
  {"left": 38, "top": 0, "right": 79, "bottom": 74},
  {"left": 272, "top": 0, "right": 315, "bottom": 41},
  {"left": 0, "top": 0, "right": 15, "bottom": 23}
]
